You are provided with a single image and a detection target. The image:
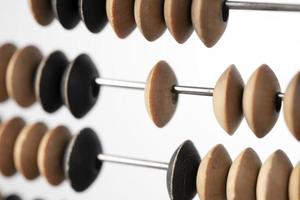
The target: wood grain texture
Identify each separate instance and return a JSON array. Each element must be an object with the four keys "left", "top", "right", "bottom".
[
  {"left": 135, "top": 0, "right": 166, "bottom": 41},
  {"left": 213, "top": 65, "right": 244, "bottom": 135},
  {"left": 192, "top": 0, "right": 228, "bottom": 47},
  {"left": 243, "top": 65, "right": 281, "bottom": 138},
  {"left": 257, "top": 150, "right": 293, "bottom": 200},
  {"left": 197, "top": 144, "right": 232, "bottom": 200},
  {"left": 145, "top": 61, "right": 178, "bottom": 127},
  {"left": 29, "top": 0, "right": 54, "bottom": 26},
  {"left": 164, "top": 0, "right": 193, "bottom": 43},
  {"left": 0, "top": 43, "right": 17, "bottom": 102},
  {"left": 284, "top": 71, "right": 300, "bottom": 140},
  {"left": 289, "top": 161, "right": 300, "bottom": 200},
  {"left": 38, "top": 126, "right": 71, "bottom": 186},
  {"left": 227, "top": 148, "right": 261, "bottom": 200},
  {"left": 0, "top": 117, "right": 25, "bottom": 176},
  {"left": 6, "top": 46, "right": 43, "bottom": 107},
  {"left": 14, "top": 122, "right": 47, "bottom": 180},
  {"left": 107, "top": 0, "right": 136, "bottom": 38}
]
